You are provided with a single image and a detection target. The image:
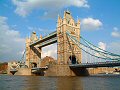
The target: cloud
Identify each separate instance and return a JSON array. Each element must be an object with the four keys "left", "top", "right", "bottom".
[
  {"left": 81, "top": 18, "right": 103, "bottom": 30},
  {"left": 98, "top": 42, "right": 106, "bottom": 50},
  {"left": 42, "top": 44, "right": 57, "bottom": 59},
  {"left": 12, "top": 0, "right": 89, "bottom": 17},
  {"left": 113, "top": 27, "right": 118, "bottom": 31},
  {"left": 111, "top": 27, "right": 120, "bottom": 38},
  {"left": 107, "top": 42, "right": 120, "bottom": 54},
  {"left": 97, "top": 41, "right": 120, "bottom": 55},
  {"left": 95, "top": 42, "right": 106, "bottom": 58},
  {"left": 82, "top": 41, "right": 120, "bottom": 63},
  {"left": 0, "top": 16, "right": 25, "bottom": 61}
]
